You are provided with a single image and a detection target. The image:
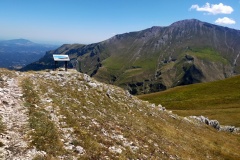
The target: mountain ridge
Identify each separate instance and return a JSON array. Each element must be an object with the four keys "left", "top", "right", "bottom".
[{"left": 1, "top": 38, "right": 33, "bottom": 45}]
